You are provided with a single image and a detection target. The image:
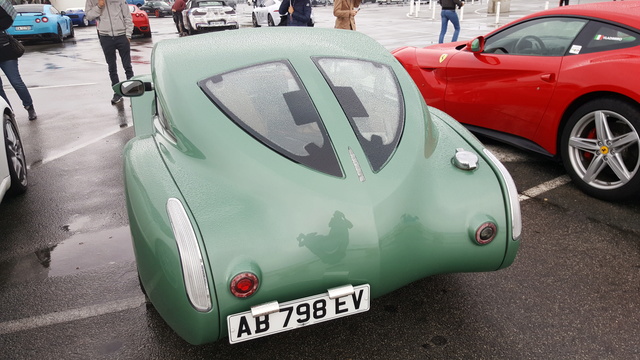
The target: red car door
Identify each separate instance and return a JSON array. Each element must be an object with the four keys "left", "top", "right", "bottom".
[{"left": 442, "top": 51, "right": 562, "bottom": 141}]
